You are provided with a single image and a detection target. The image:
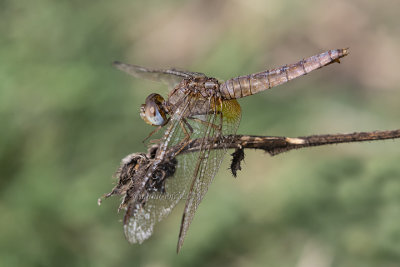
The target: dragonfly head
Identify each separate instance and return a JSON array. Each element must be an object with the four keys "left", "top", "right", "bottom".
[{"left": 140, "top": 93, "right": 168, "bottom": 126}]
